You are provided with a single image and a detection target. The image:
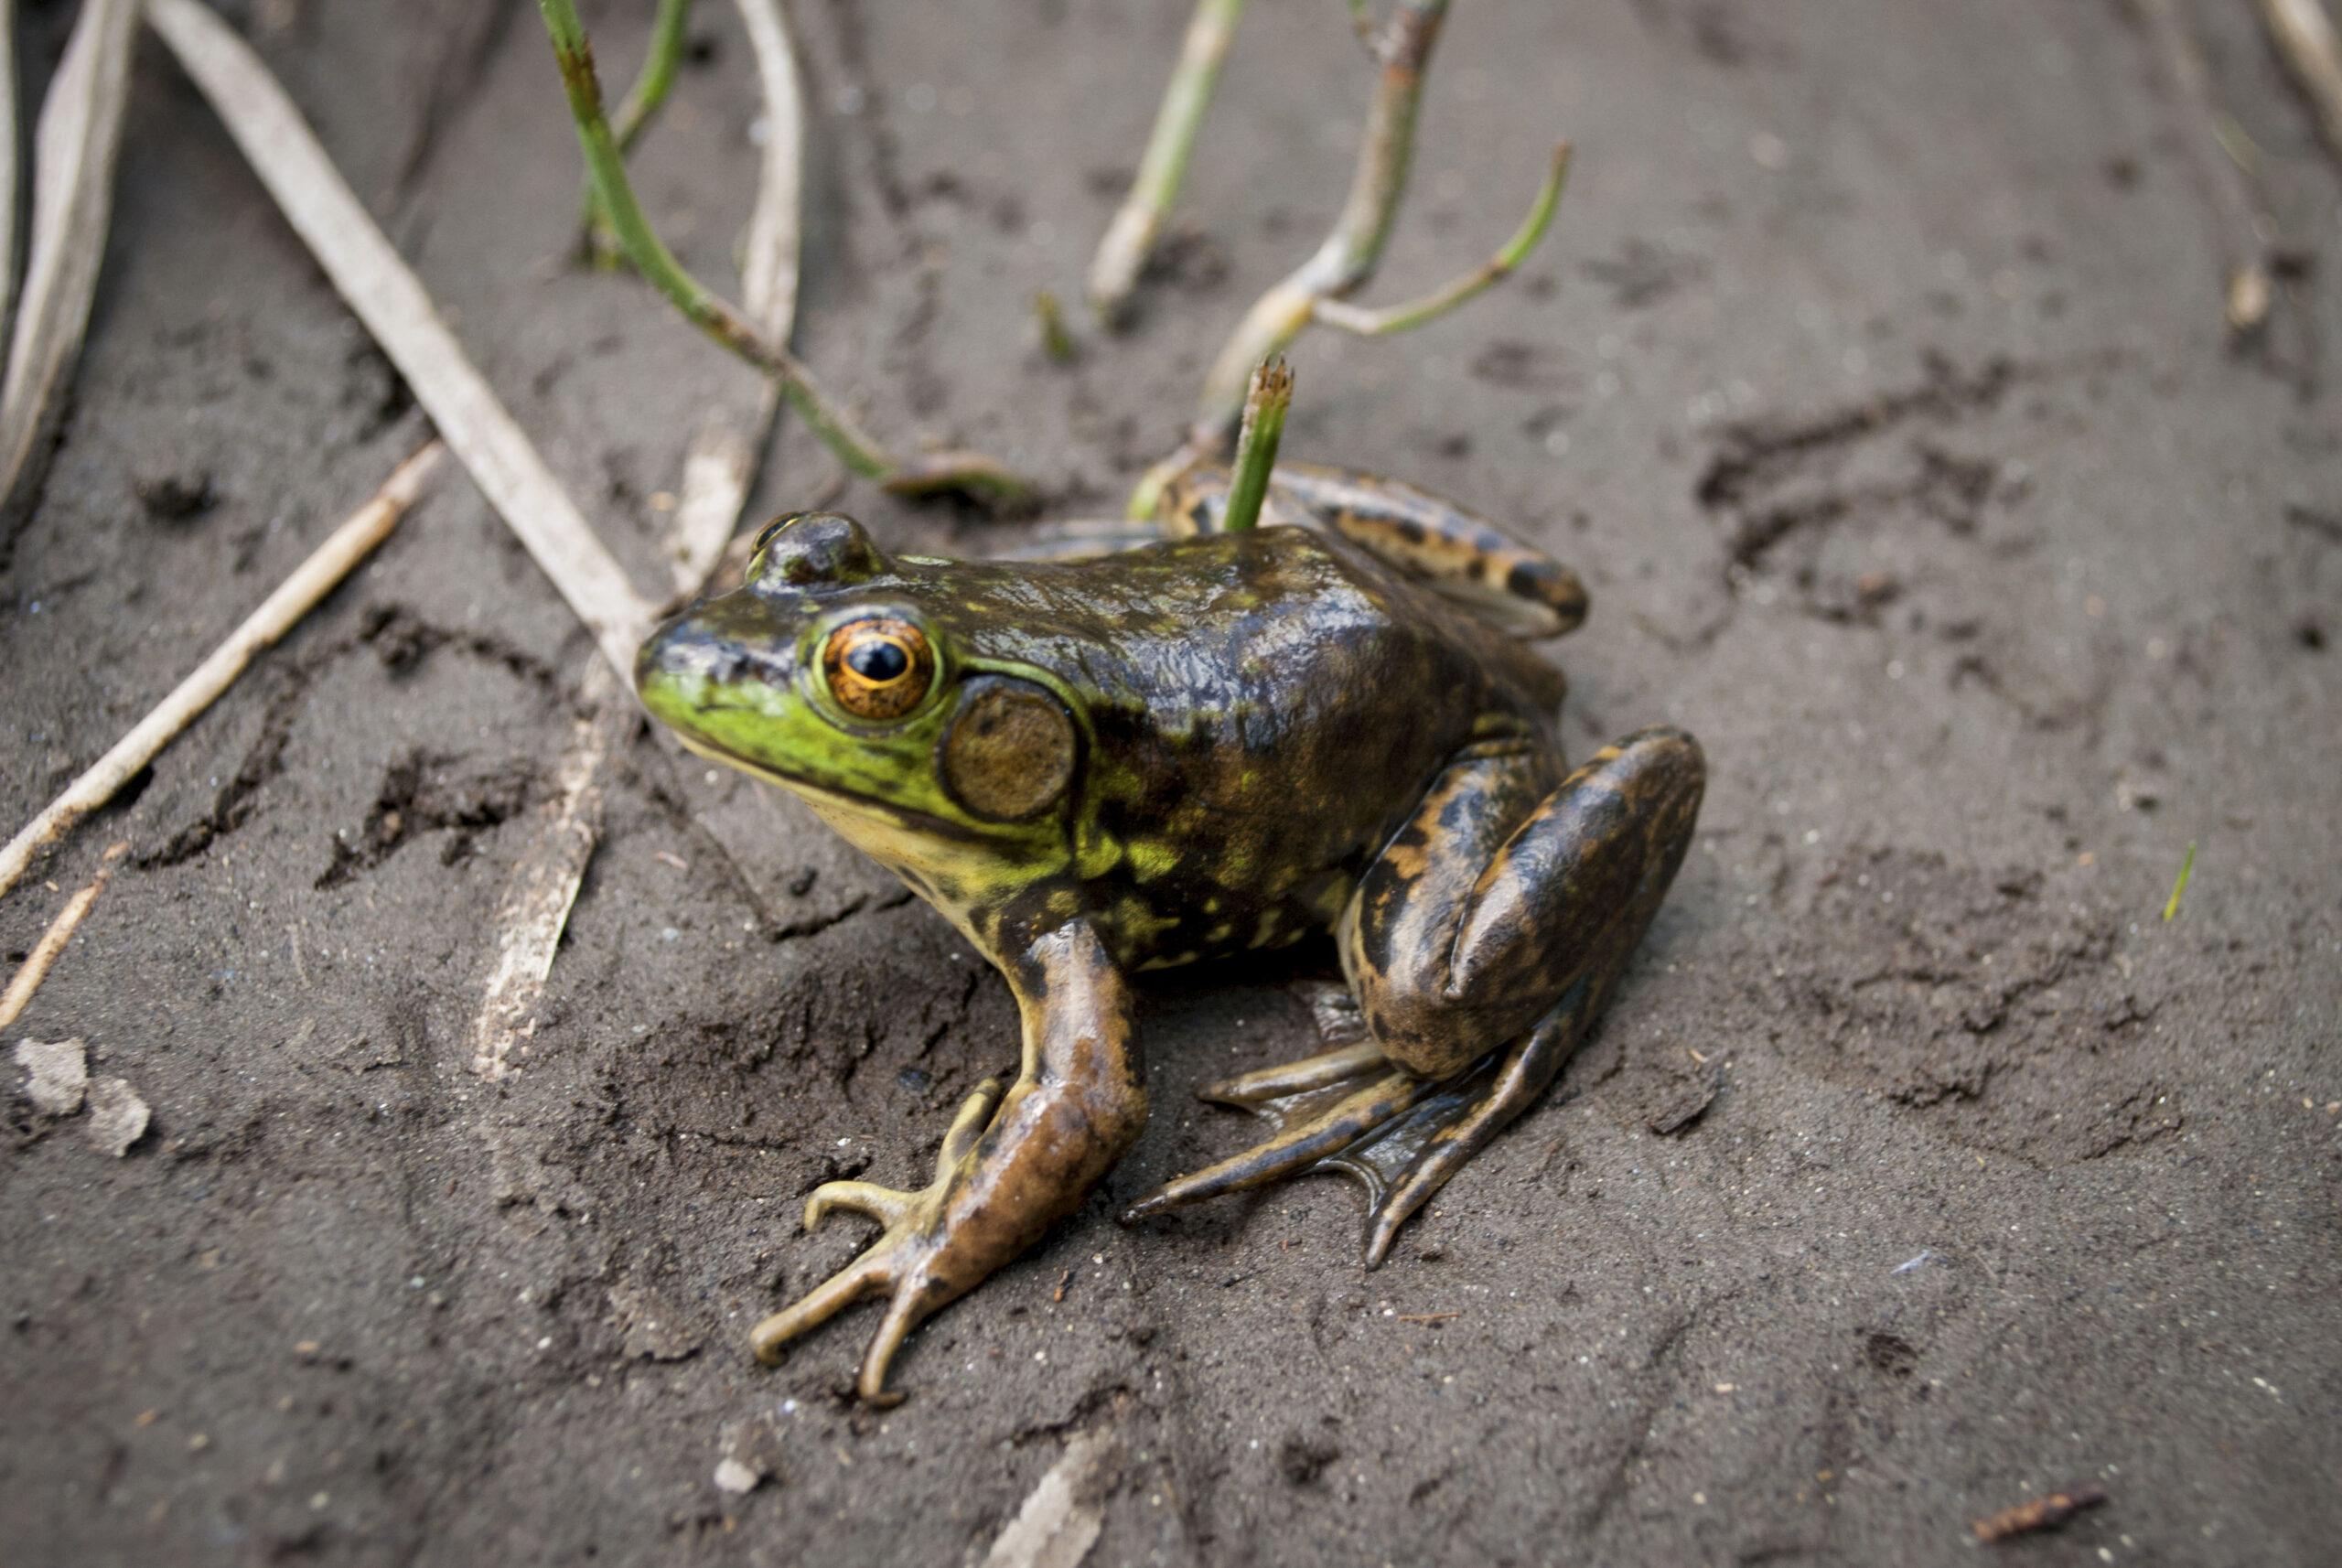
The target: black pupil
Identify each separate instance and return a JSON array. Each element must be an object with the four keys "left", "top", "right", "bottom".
[{"left": 846, "top": 639, "right": 909, "bottom": 682}]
